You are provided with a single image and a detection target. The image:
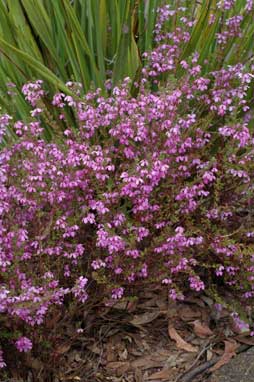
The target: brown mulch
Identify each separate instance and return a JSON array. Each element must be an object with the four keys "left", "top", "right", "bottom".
[{"left": 2, "top": 289, "right": 254, "bottom": 382}]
